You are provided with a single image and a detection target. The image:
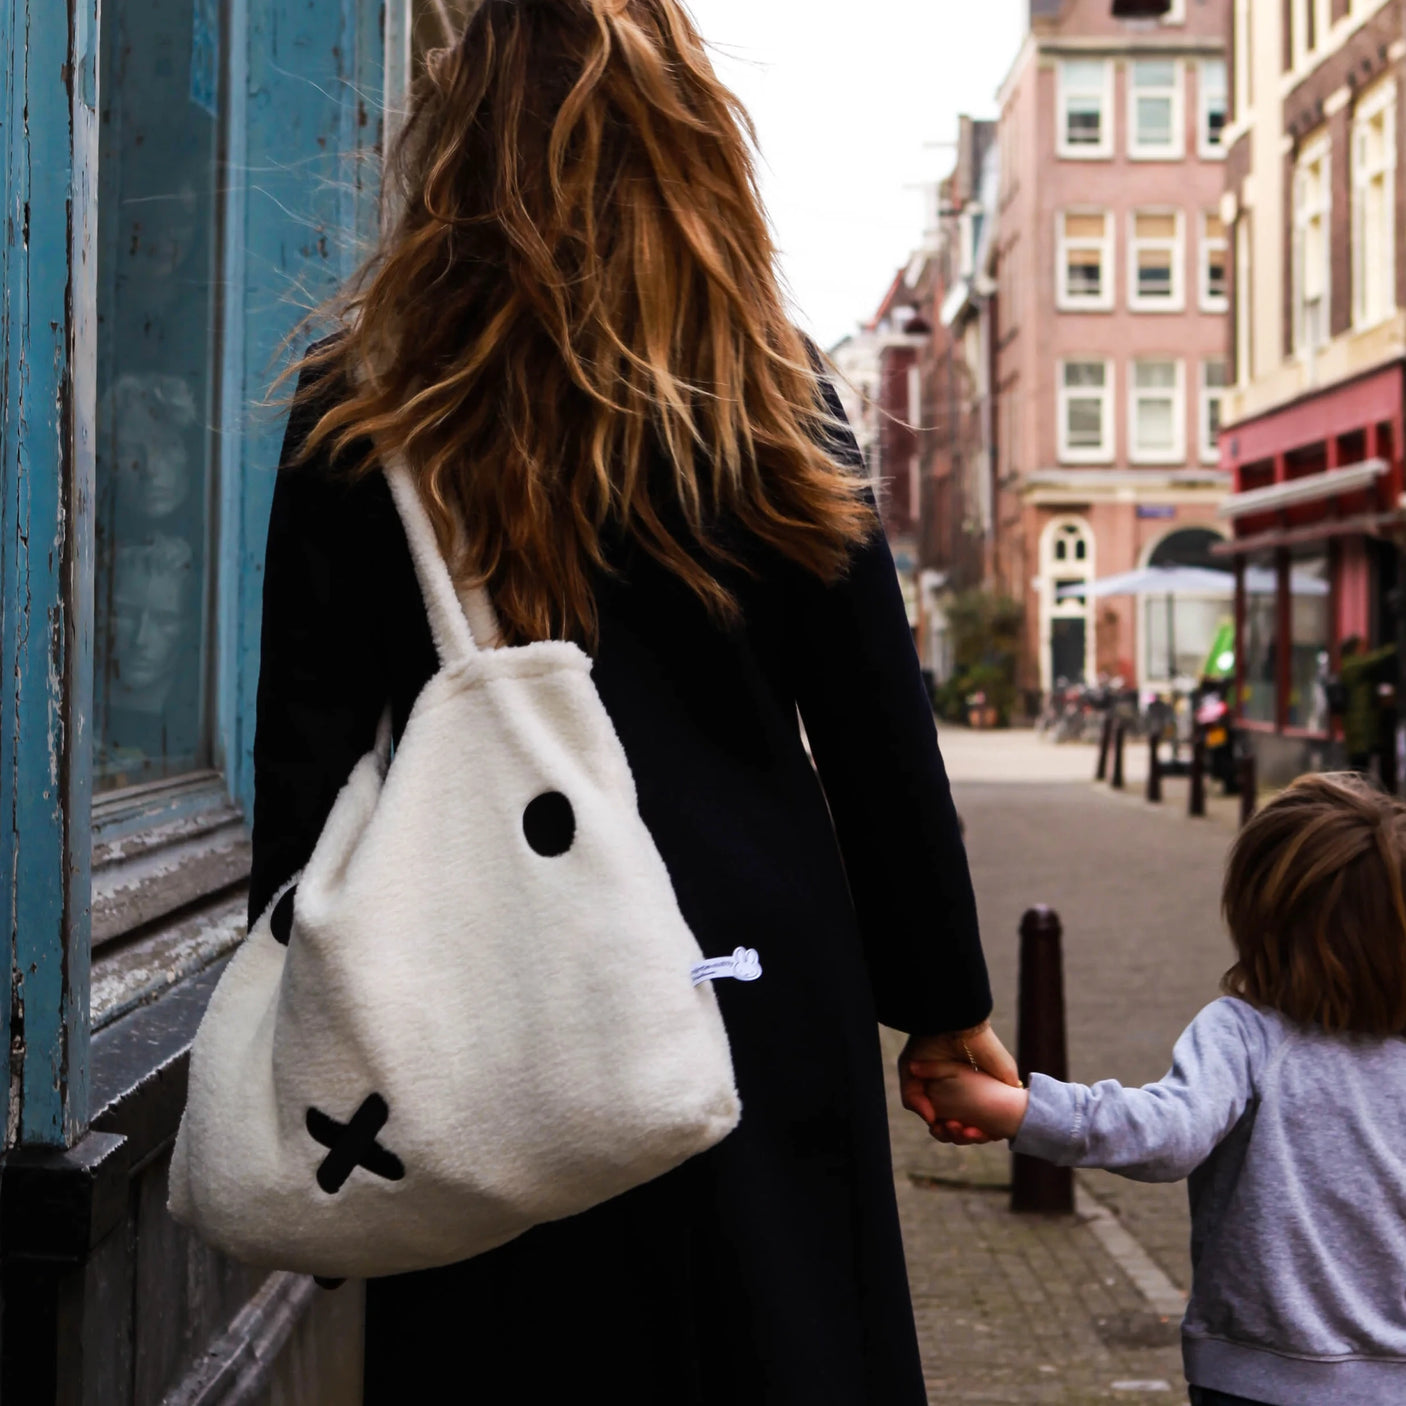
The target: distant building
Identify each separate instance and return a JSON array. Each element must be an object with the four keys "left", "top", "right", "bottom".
[
  {"left": 993, "top": 0, "right": 1232, "bottom": 697},
  {"left": 1219, "top": 0, "right": 1406, "bottom": 784},
  {"left": 830, "top": 280, "right": 933, "bottom": 635}
]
